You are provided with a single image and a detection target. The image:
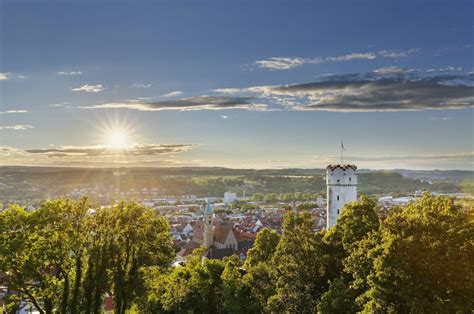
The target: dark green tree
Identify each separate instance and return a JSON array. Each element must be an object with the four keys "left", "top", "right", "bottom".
[{"left": 359, "top": 194, "right": 474, "bottom": 312}]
